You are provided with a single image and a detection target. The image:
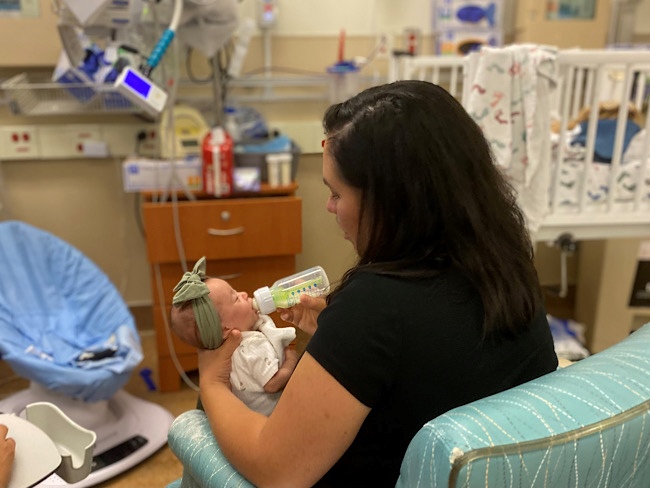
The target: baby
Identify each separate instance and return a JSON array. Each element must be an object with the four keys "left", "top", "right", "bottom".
[{"left": 170, "top": 257, "right": 296, "bottom": 415}]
